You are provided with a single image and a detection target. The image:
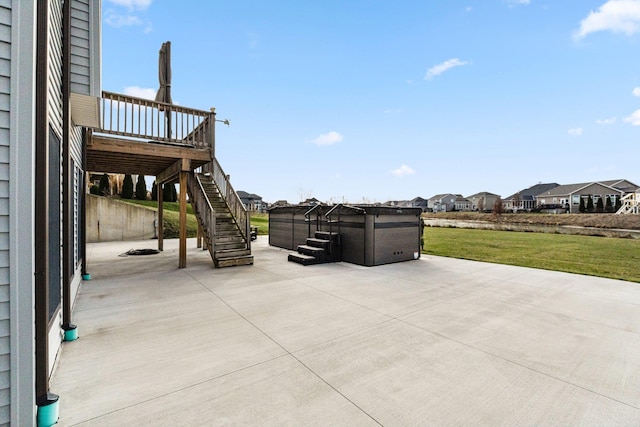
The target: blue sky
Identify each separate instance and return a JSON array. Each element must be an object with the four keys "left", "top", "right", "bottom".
[{"left": 102, "top": 0, "right": 640, "bottom": 204}]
